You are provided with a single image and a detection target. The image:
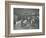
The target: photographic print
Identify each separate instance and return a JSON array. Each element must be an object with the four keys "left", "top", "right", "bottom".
[
  {"left": 14, "top": 8, "right": 39, "bottom": 30},
  {"left": 5, "top": 1, "right": 45, "bottom": 37}
]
